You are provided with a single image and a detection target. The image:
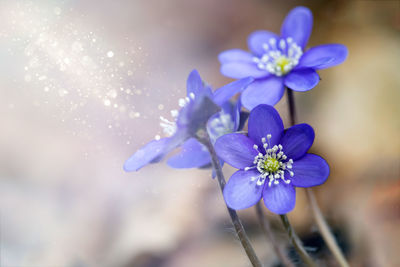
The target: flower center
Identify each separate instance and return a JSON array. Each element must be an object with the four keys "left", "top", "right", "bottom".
[
  {"left": 207, "top": 112, "right": 235, "bottom": 144},
  {"left": 264, "top": 157, "right": 280, "bottom": 173},
  {"left": 244, "top": 134, "right": 294, "bottom": 187},
  {"left": 253, "top": 37, "right": 303, "bottom": 77},
  {"left": 159, "top": 92, "right": 195, "bottom": 136}
]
